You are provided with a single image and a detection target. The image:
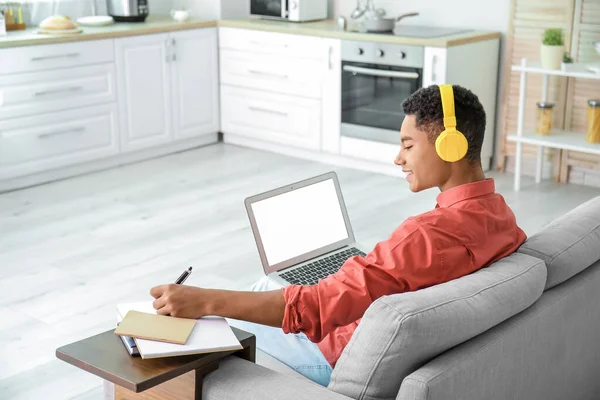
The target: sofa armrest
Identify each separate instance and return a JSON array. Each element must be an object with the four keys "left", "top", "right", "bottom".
[{"left": 202, "top": 356, "right": 353, "bottom": 400}]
